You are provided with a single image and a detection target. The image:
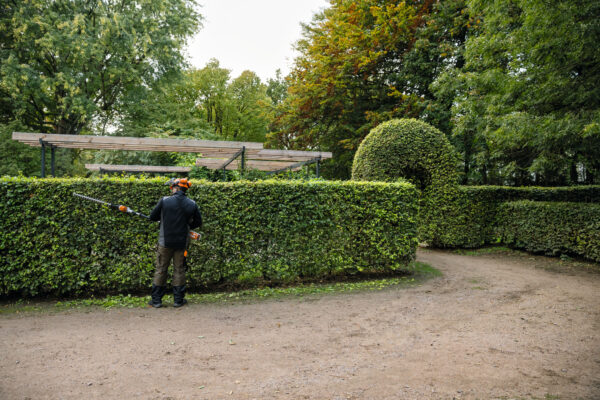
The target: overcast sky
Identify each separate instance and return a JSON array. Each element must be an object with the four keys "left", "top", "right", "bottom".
[{"left": 185, "top": 0, "right": 330, "bottom": 82}]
